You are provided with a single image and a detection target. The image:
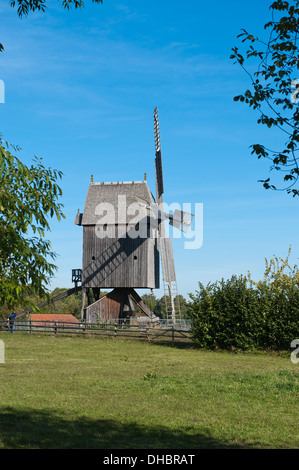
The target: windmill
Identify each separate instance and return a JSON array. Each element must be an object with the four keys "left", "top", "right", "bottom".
[{"left": 72, "top": 107, "right": 193, "bottom": 324}]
